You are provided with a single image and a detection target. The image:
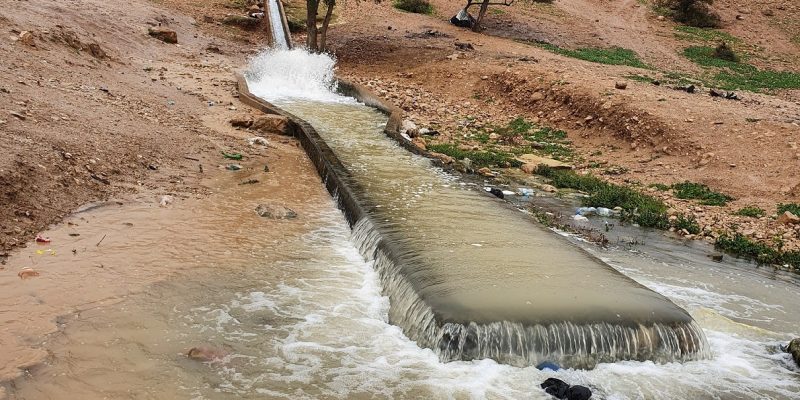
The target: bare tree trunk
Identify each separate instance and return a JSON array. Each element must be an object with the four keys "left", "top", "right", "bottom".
[
  {"left": 472, "top": 0, "right": 490, "bottom": 32},
  {"left": 306, "top": 0, "right": 319, "bottom": 51},
  {"left": 319, "top": 0, "right": 335, "bottom": 52}
]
